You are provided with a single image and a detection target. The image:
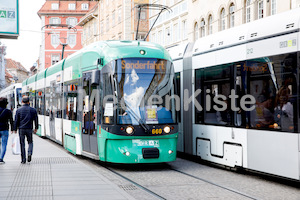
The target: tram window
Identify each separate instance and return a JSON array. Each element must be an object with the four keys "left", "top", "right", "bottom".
[
  {"left": 202, "top": 65, "right": 232, "bottom": 126},
  {"left": 56, "top": 83, "right": 63, "bottom": 118},
  {"left": 37, "top": 90, "right": 45, "bottom": 115},
  {"left": 65, "top": 83, "right": 78, "bottom": 121},
  {"left": 248, "top": 53, "right": 297, "bottom": 132},
  {"left": 16, "top": 88, "right": 22, "bottom": 107},
  {"left": 102, "top": 73, "right": 114, "bottom": 124},
  {"left": 45, "top": 87, "right": 51, "bottom": 116},
  {"left": 233, "top": 63, "right": 247, "bottom": 128},
  {"left": 175, "top": 72, "right": 181, "bottom": 123},
  {"left": 195, "top": 69, "right": 203, "bottom": 123},
  {"left": 10, "top": 93, "right": 15, "bottom": 111}
]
